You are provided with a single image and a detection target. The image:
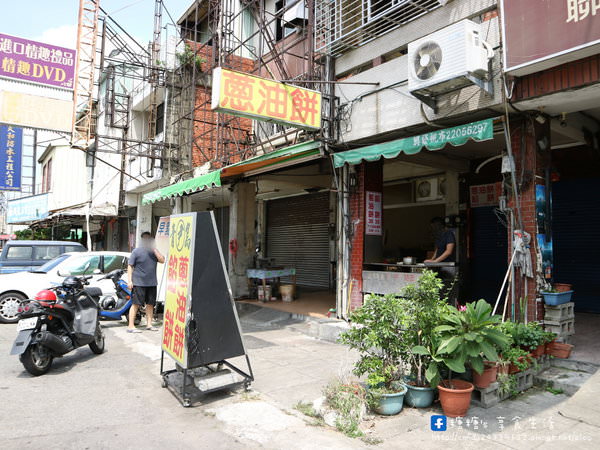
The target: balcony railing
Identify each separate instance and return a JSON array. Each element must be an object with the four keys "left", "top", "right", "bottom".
[{"left": 315, "top": 0, "right": 443, "bottom": 56}]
